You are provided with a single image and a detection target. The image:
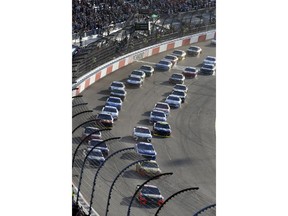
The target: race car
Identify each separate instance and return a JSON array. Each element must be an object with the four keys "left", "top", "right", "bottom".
[
  {"left": 105, "top": 96, "right": 123, "bottom": 111},
  {"left": 110, "top": 88, "right": 127, "bottom": 101},
  {"left": 203, "top": 56, "right": 216, "bottom": 66},
  {"left": 155, "top": 60, "right": 173, "bottom": 71},
  {"left": 149, "top": 110, "right": 167, "bottom": 123},
  {"left": 88, "top": 139, "right": 109, "bottom": 157},
  {"left": 153, "top": 102, "right": 170, "bottom": 116},
  {"left": 171, "top": 50, "right": 186, "bottom": 60},
  {"left": 136, "top": 160, "right": 162, "bottom": 177},
  {"left": 187, "top": 46, "right": 202, "bottom": 56},
  {"left": 163, "top": 55, "right": 178, "bottom": 66},
  {"left": 153, "top": 121, "right": 172, "bottom": 137},
  {"left": 182, "top": 66, "right": 198, "bottom": 79},
  {"left": 165, "top": 95, "right": 182, "bottom": 108},
  {"left": 169, "top": 73, "right": 185, "bottom": 84},
  {"left": 139, "top": 65, "right": 154, "bottom": 77},
  {"left": 101, "top": 106, "right": 119, "bottom": 120},
  {"left": 135, "top": 142, "right": 157, "bottom": 160},
  {"left": 173, "top": 84, "right": 188, "bottom": 93},
  {"left": 130, "top": 70, "right": 146, "bottom": 80},
  {"left": 136, "top": 184, "right": 164, "bottom": 206},
  {"left": 82, "top": 127, "right": 102, "bottom": 140},
  {"left": 95, "top": 113, "right": 114, "bottom": 128},
  {"left": 170, "top": 90, "right": 187, "bottom": 103},
  {"left": 83, "top": 148, "right": 105, "bottom": 166},
  {"left": 200, "top": 63, "right": 216, "bottom": 75},
  {"left": 126, "top": 75, "right": 144, "bottom": 87},
  {"left": 109, "top": 81, "right": 125, "bottom": 91},
  {"left": 133, "top": 126, "right": 152, "bottom": 142}
]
